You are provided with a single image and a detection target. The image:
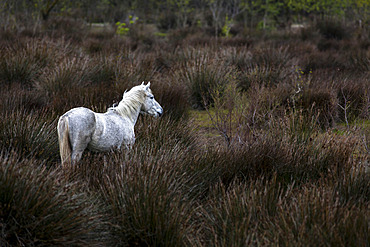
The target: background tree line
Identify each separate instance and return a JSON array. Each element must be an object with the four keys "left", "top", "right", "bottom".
[{"left": 1, "top": 0, "right": 369, "bottom": 33}]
